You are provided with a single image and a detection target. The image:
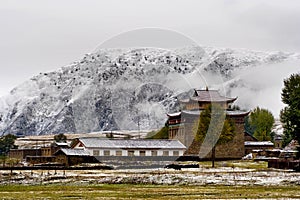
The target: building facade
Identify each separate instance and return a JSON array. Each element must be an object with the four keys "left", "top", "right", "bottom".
[
  {"left": 8, "top": 148, "right": 41, "bottom": 161},
  {"left": 244, "top": 141, "right": 275, "bottom": 155},
  {"left": 167, "top": 88, "right": 249, "bottom": 159},
  {"left": 9, "top": 142, "right": 70, "bottom": 165},
  {"left": 54, "top": 149, "right": 97, "bottom": 166},
  {"left": 71, "top": 138, "right": 186, "bottom": 158}
]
